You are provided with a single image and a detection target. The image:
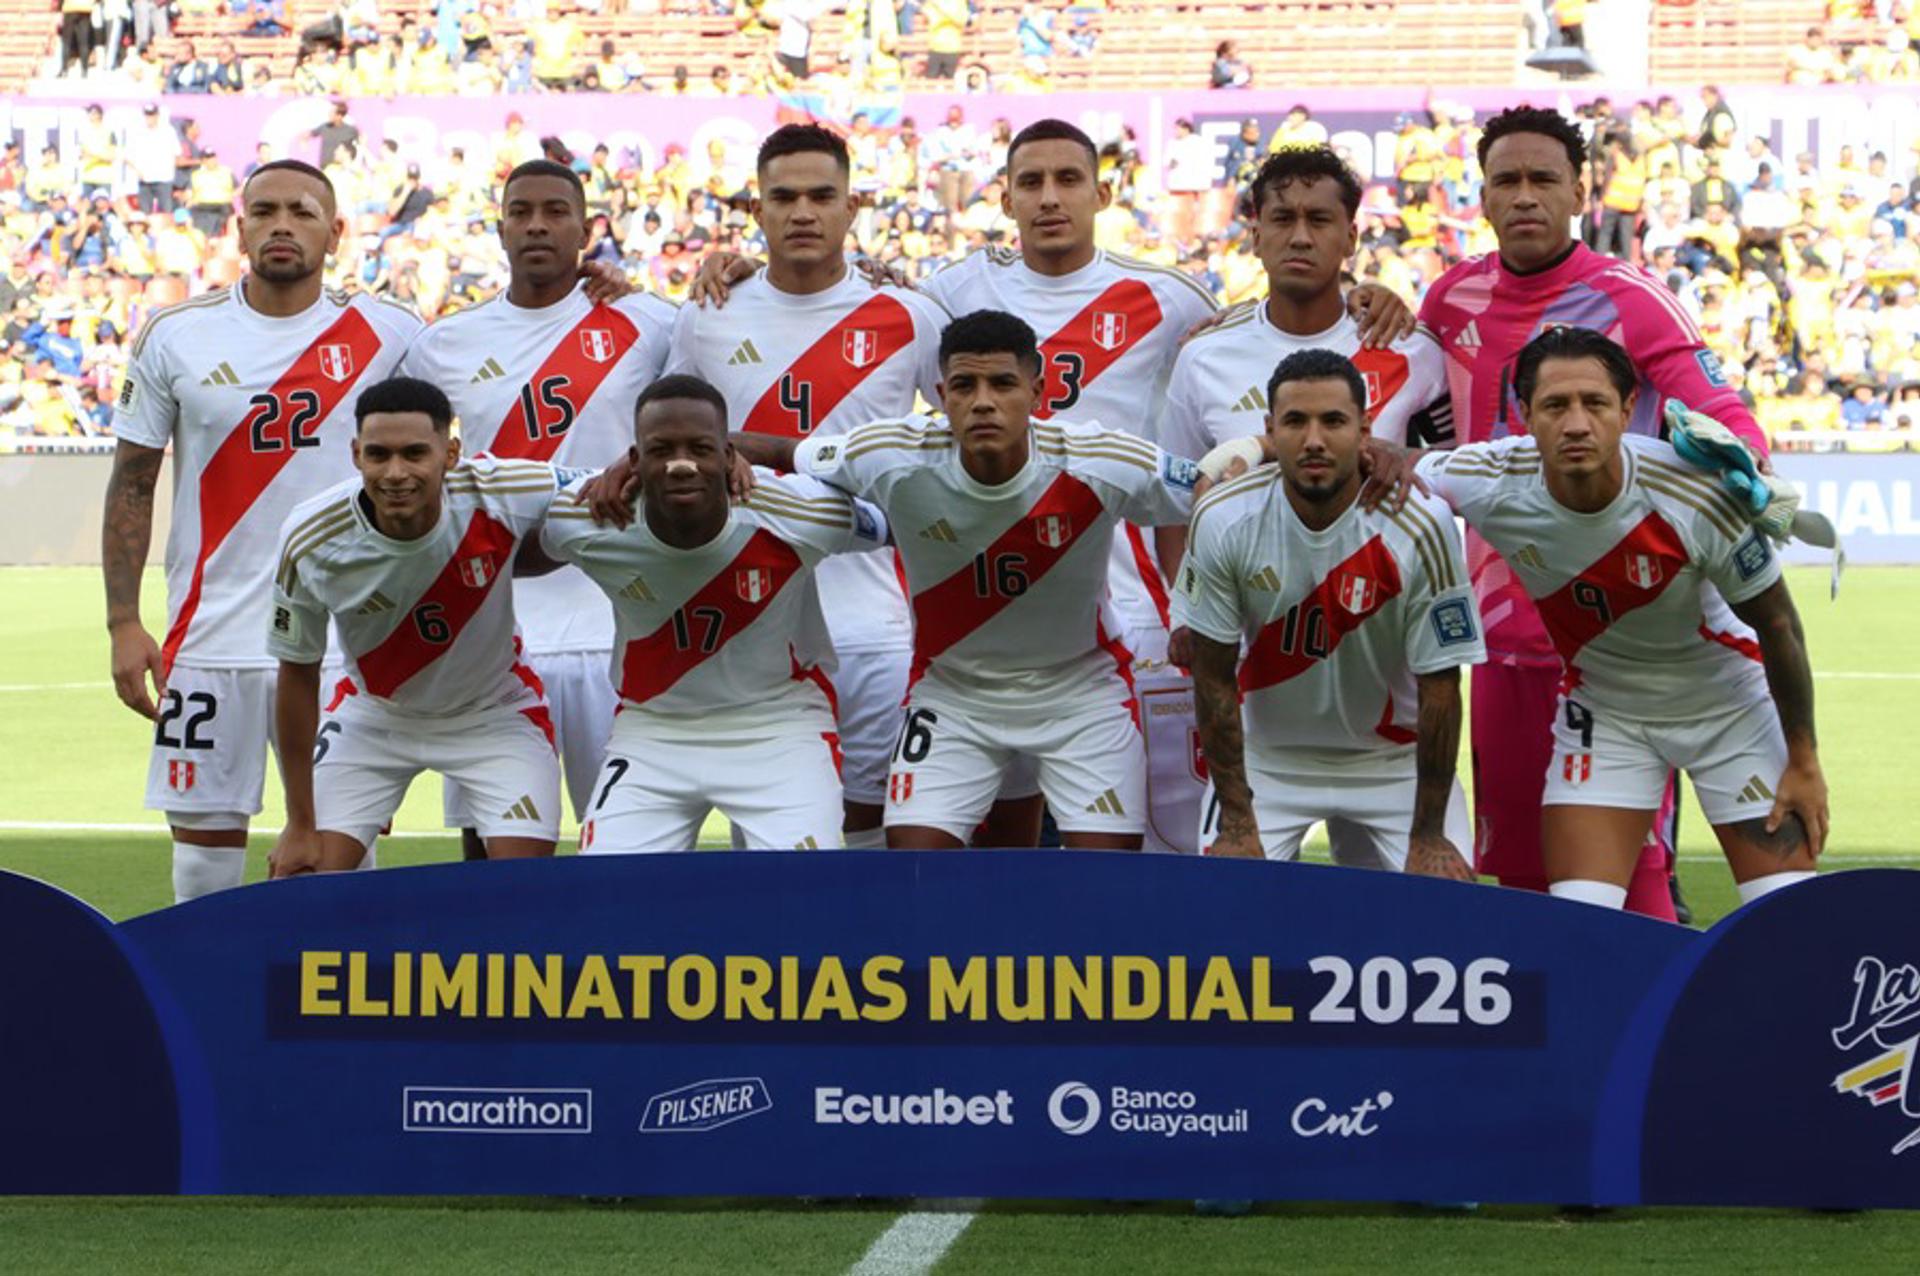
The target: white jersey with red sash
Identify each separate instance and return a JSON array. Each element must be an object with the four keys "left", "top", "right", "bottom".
[
  {"left": 538, "top": 470, "right": 890, "bottom": 740},
  {"left": 113, "top": 283, "right": 422, "bottom": 671},
  {"left": 1177, "top": 466, "right": 1484, "bottom": 779},
  {"left": 919, "top": 248, "right": 1219, "bottom": 638},
  {"left": 268, "top": 457, "right": 569, "bottom": 719},
  {"left": 792, "top": 415, "right": 1199, "bottom": 713},
  {"left": 1415, "top": 436, "right": 1780, "bottom": 723},
  {"left": 398, "top": 284, "right": 677, "bottom": 654},
  {"left": 663, "top": 270, "right": 947, "bottom": 654}
]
